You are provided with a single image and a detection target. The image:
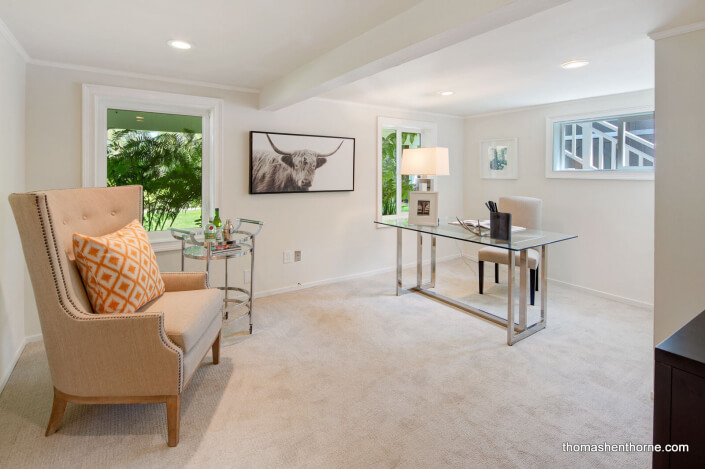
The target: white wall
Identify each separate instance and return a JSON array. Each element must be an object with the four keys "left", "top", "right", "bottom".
[
  {"left": 463, "top": 90, "right": 654, "bottom": 306},
  {"left": 654, "top": 28, "right": 705, "bottom": 344},
  {"left": 0, "top": 31, "right": 26, "bottom": 389},
  {"left": 23, "top": 64, "right": 465, "bottom": 336}
]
